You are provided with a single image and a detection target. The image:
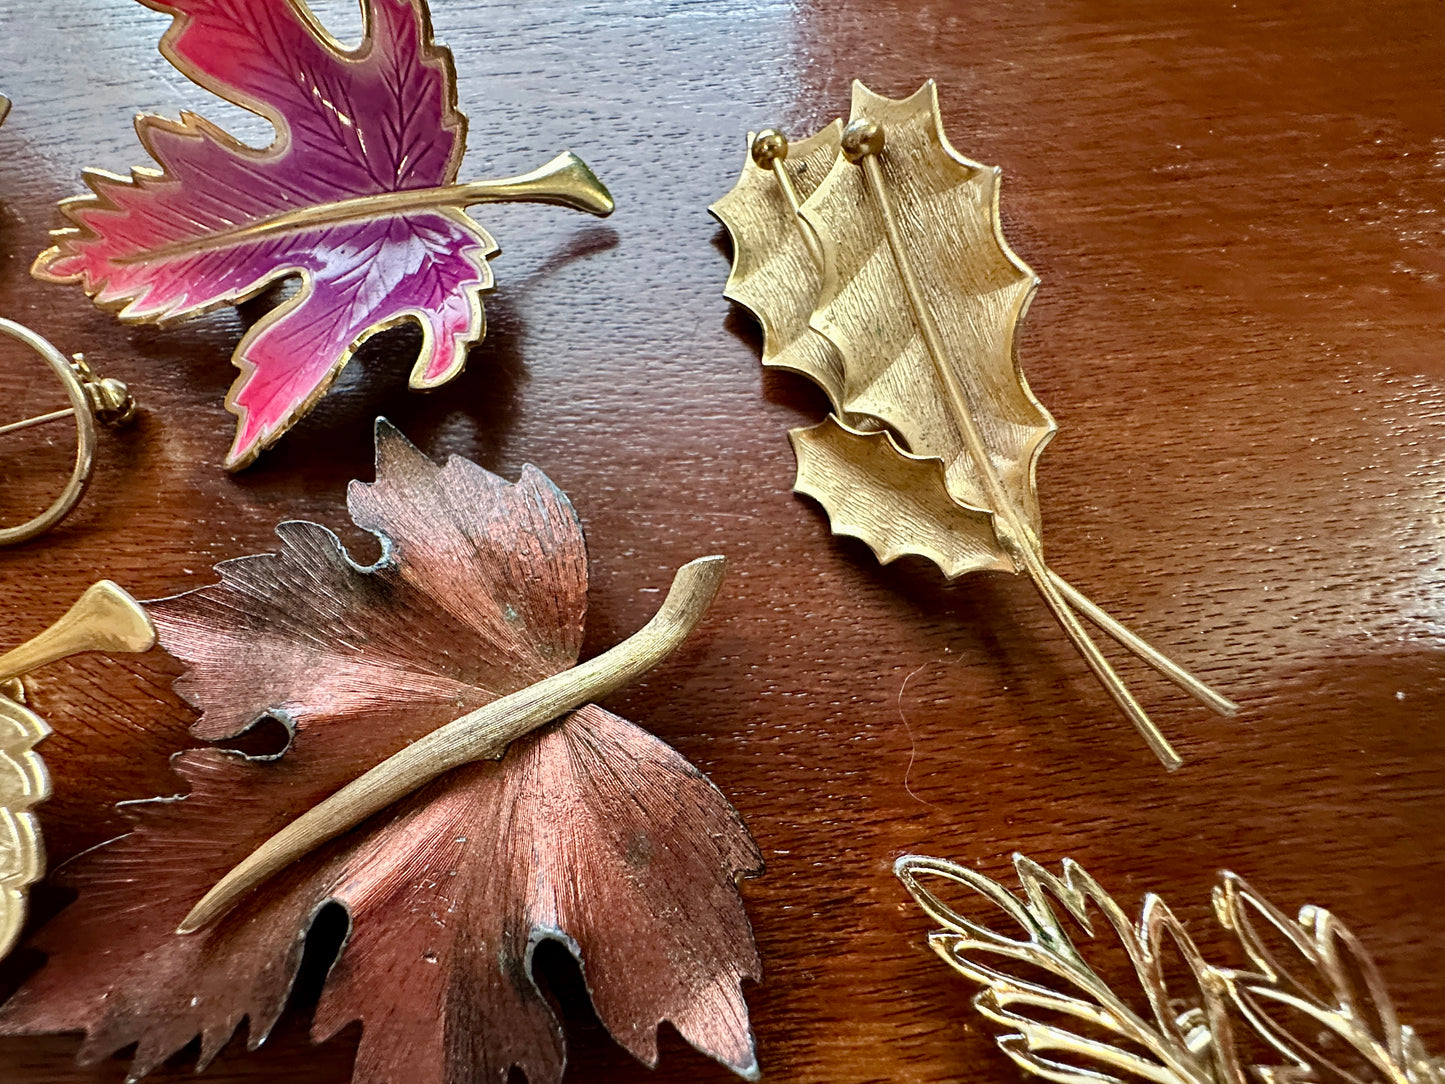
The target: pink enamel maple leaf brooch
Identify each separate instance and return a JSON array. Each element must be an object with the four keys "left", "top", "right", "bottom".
[{"left": 34, "top": 0, "right": 613, "bottom": 469}]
